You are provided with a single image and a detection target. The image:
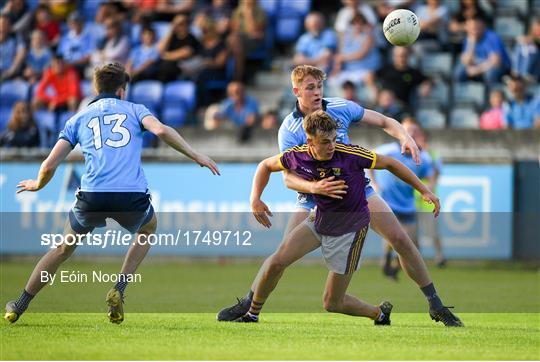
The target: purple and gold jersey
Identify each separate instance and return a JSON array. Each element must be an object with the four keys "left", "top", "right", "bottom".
[{"left": 278, "top": 143, "right": 377, "bottom": 236}]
